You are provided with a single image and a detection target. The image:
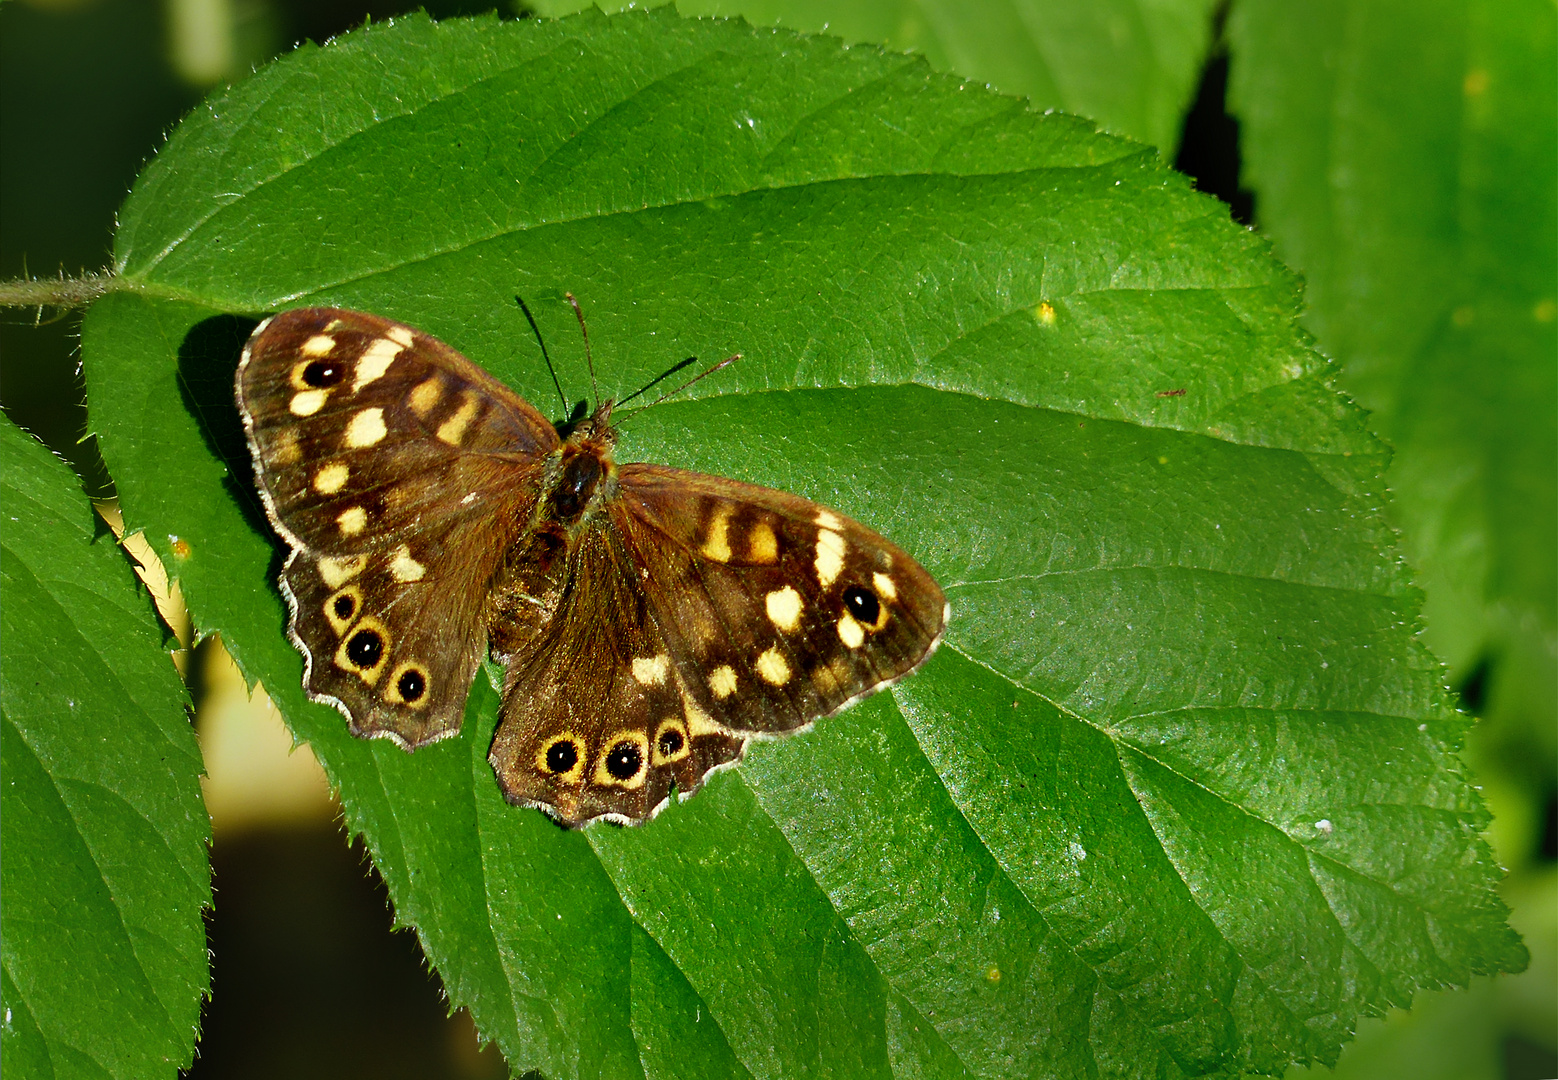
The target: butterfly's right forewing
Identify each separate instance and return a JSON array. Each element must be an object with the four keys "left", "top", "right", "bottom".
[{"left": 237, "top": 308, "right": 560, "bottom": 747}]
